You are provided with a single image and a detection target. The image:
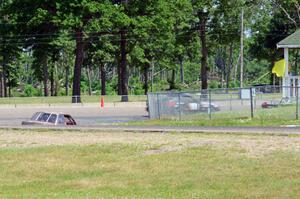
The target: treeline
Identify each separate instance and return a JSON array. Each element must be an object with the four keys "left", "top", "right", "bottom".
[{"left": 0, "top": 0, "right": 299, "bottom": 102}]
